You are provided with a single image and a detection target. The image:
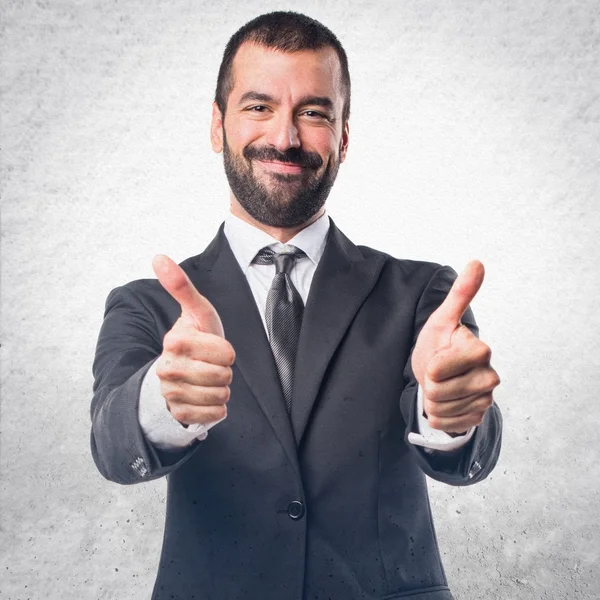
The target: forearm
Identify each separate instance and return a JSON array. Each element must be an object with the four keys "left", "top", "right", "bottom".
[
  {"left": 400, "top": 264, "right": 502, "bottom": 484},
  {"left": 401, "top": 378, "right": 502, "bottom": 486},
  {"left": 90, "top": 286, "right": 199, "bottom": 484}
]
